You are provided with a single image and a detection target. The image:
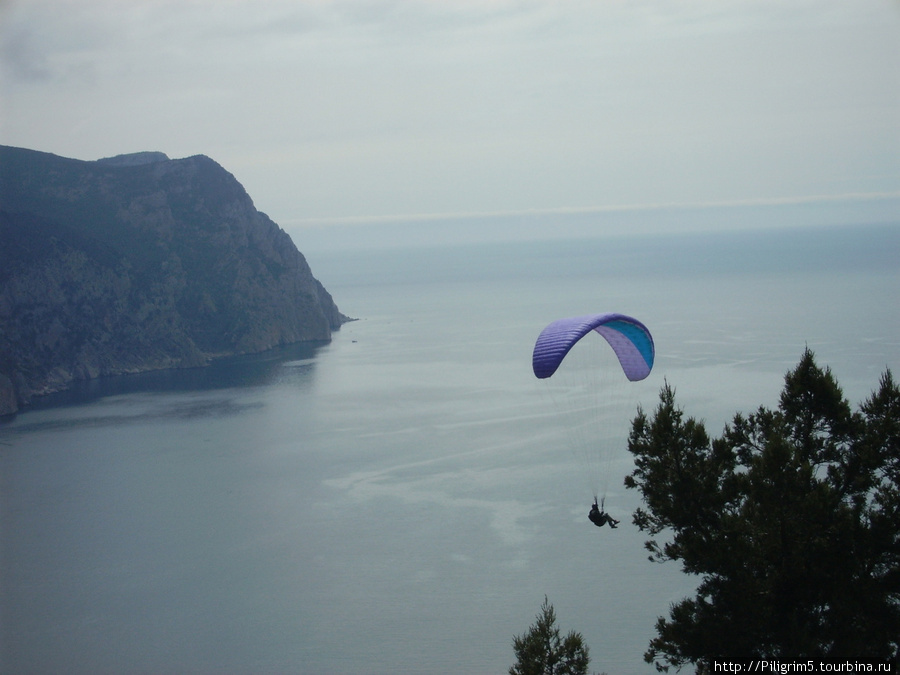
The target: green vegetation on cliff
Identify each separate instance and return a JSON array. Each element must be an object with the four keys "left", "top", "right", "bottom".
[{"left": 0, "top": 146, "right": 349, "bottom": 415}]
